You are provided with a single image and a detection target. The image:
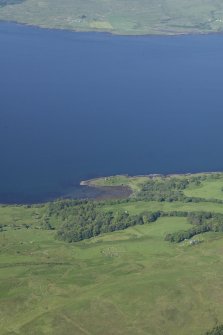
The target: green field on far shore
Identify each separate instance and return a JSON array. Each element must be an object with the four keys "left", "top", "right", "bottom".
[{"left": 1, "top": 0, "right": 223, "bottom": 35}]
